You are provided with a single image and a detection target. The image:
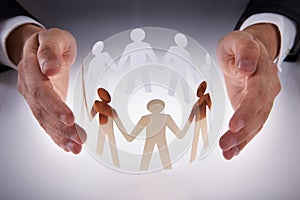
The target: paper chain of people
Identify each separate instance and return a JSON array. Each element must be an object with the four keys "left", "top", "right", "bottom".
[
  {"left": 90, "top": 28, "right": 201, "bottom": 104},
  {"left": 87, "top": 28, "right": 213, "bottom": 170},
  {"left": 91, "top": 81, "right": 211, "bottom": 171}
]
